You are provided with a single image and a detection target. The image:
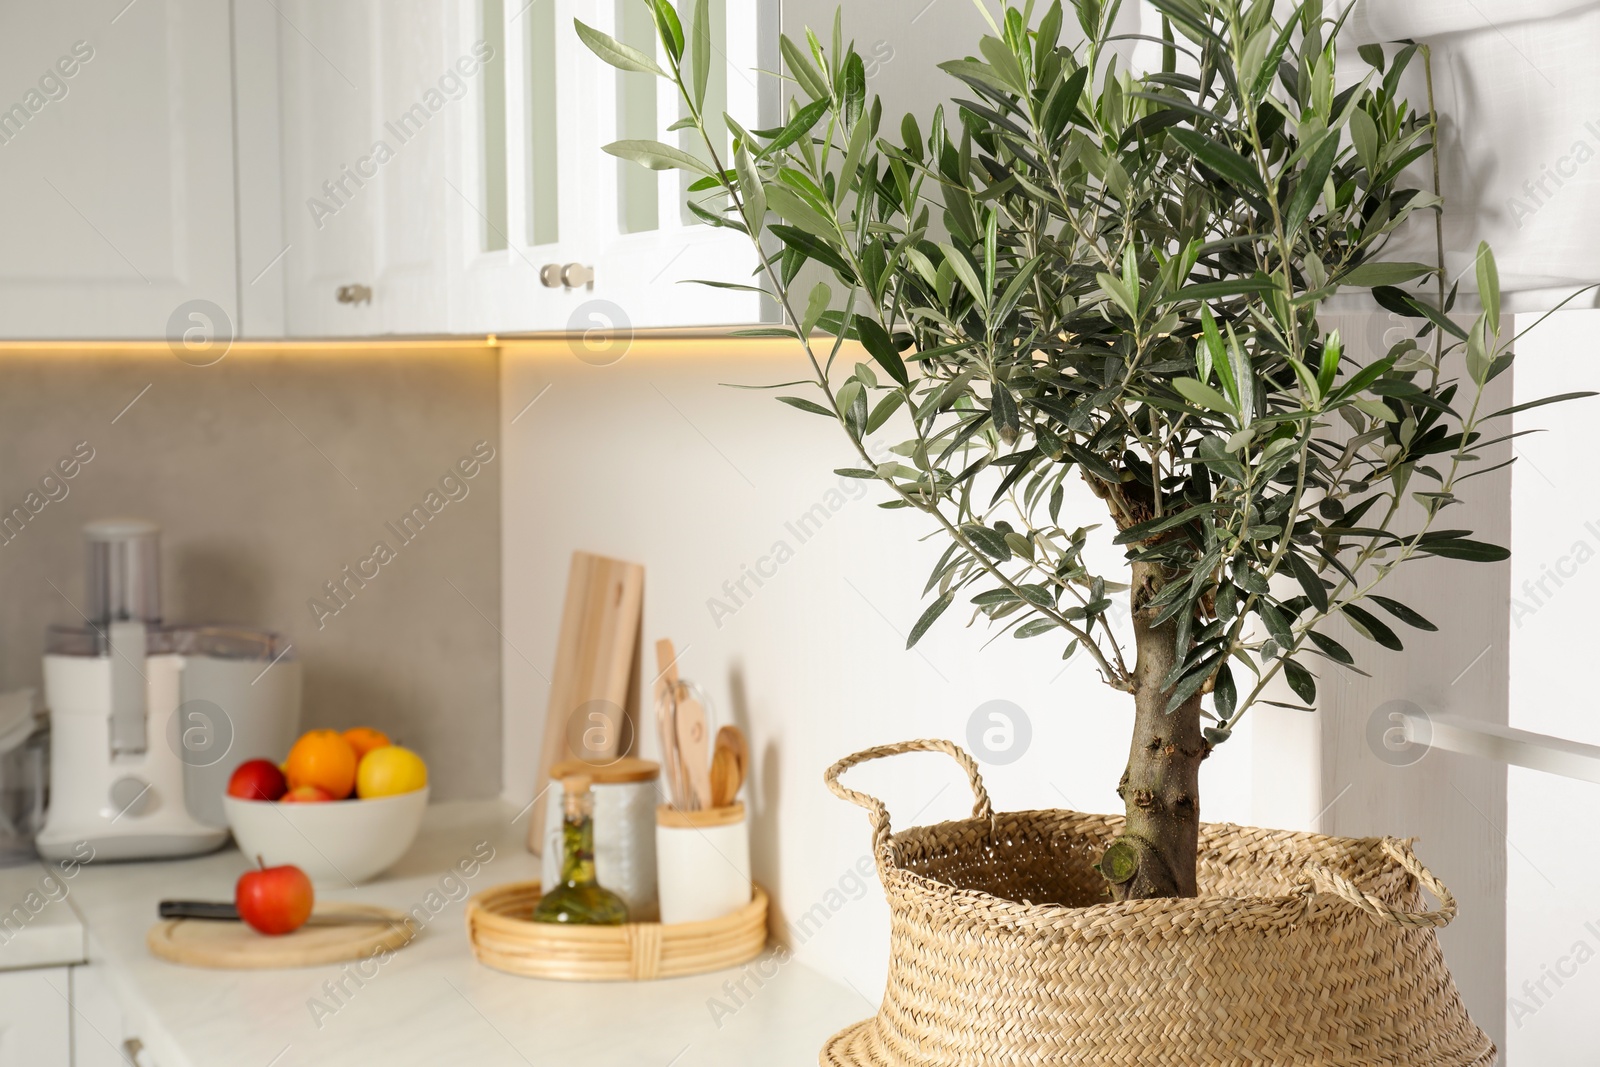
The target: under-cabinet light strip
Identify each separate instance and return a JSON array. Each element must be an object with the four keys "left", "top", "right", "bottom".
[{"left": 0, "top": 328, "right": 801, "bottom": 355}]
